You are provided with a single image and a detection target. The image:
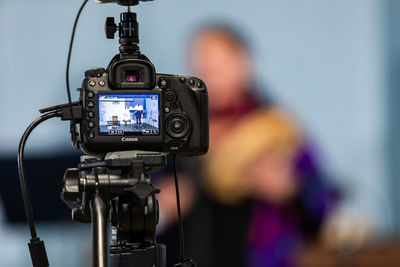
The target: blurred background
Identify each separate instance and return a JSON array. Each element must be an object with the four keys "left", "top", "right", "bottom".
[{"left": 1, "top": 0, "right": 400, "bottom": 266}]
